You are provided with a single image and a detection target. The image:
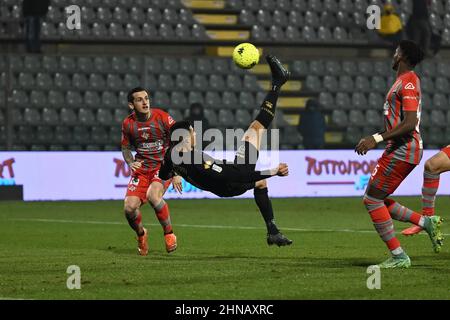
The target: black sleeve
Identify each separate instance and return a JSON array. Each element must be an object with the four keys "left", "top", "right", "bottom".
[
  {"left": 159, "top": 152, "right": 174, "bottom": 181},
  {"left": 196, "top": 162, "right": 274, "bottom": 183}
]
